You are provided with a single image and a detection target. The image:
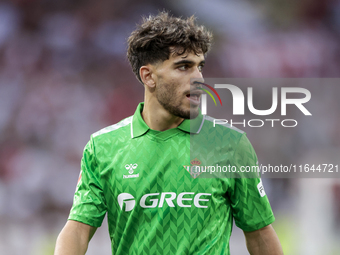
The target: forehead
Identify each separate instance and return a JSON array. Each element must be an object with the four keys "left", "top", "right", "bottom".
[{"left": 168, "top": 48, "right": 205, "bottom": 62}]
